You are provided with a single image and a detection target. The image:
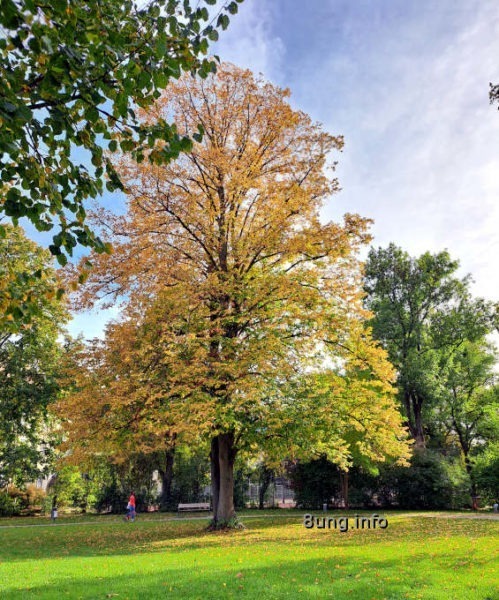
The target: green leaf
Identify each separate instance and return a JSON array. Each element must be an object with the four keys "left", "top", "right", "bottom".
[
  {"left": 56, "top": 253, "right": 68, "bottom": 266},
  {"left": 85, "top": 105, "right": 99, "bottom": 123},
  {"left": 120, "top": 139, "right": 135, "bottom": 152},
  {"left": 217, "top": 14, "right": 230, "bottom": 30},
  {"left": 205, "top": 26, "right": 219, "bottom": 42},
  {"left": 1, "top": 101, "right": 17, "bottom": 114},
  {"left": 155, "top": 71, "right": 168, "bottom": 89}
]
